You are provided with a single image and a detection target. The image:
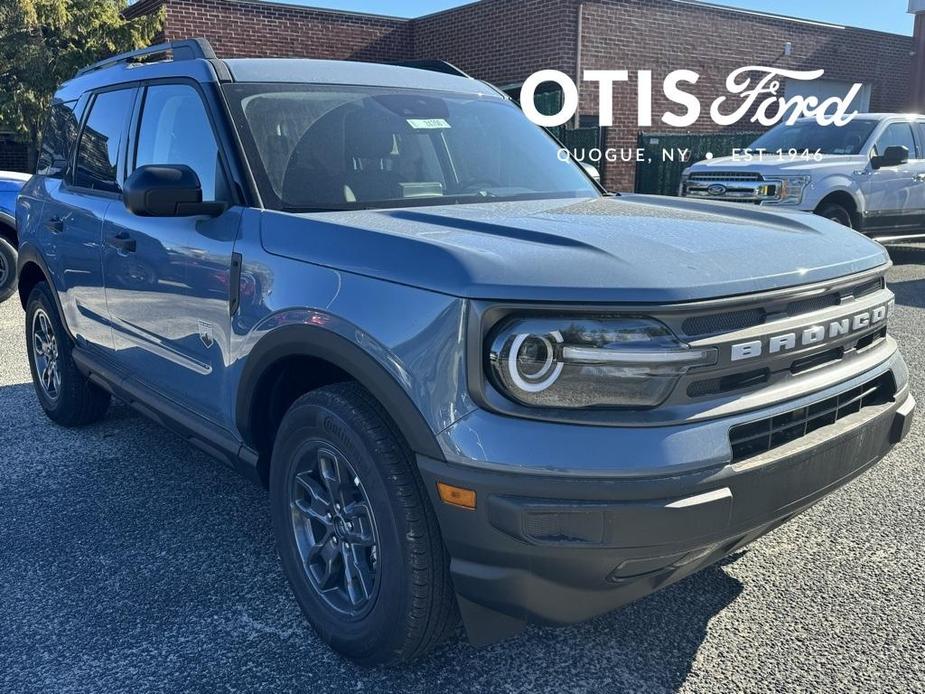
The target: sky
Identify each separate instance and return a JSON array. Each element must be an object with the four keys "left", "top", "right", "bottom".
[{"left": 276, "top": 0, "right": 915, "bottom": 35}]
